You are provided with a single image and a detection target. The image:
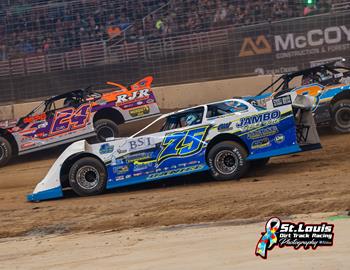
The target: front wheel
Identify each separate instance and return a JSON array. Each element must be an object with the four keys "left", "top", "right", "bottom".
[
  {"left": 207, "top": 141, "right": 249, "bottom": 181},
  {"left": 69, "top": 157, "right": 107, "bottom": 197},
  {"left": 94, "top": 119, "right": 119, "bottom": 142},
  {"left": 0, "top": 137, "right": 13, "bottom": 167},
  {"left": 331, "top": 100, "right": 350, "bottom": 133}
]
